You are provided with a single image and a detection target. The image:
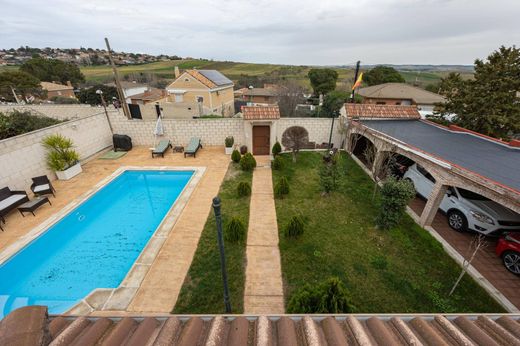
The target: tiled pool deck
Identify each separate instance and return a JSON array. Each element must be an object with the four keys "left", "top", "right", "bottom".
[{"left": 0, "top": 146, "right": 229, "bottom": 315}]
